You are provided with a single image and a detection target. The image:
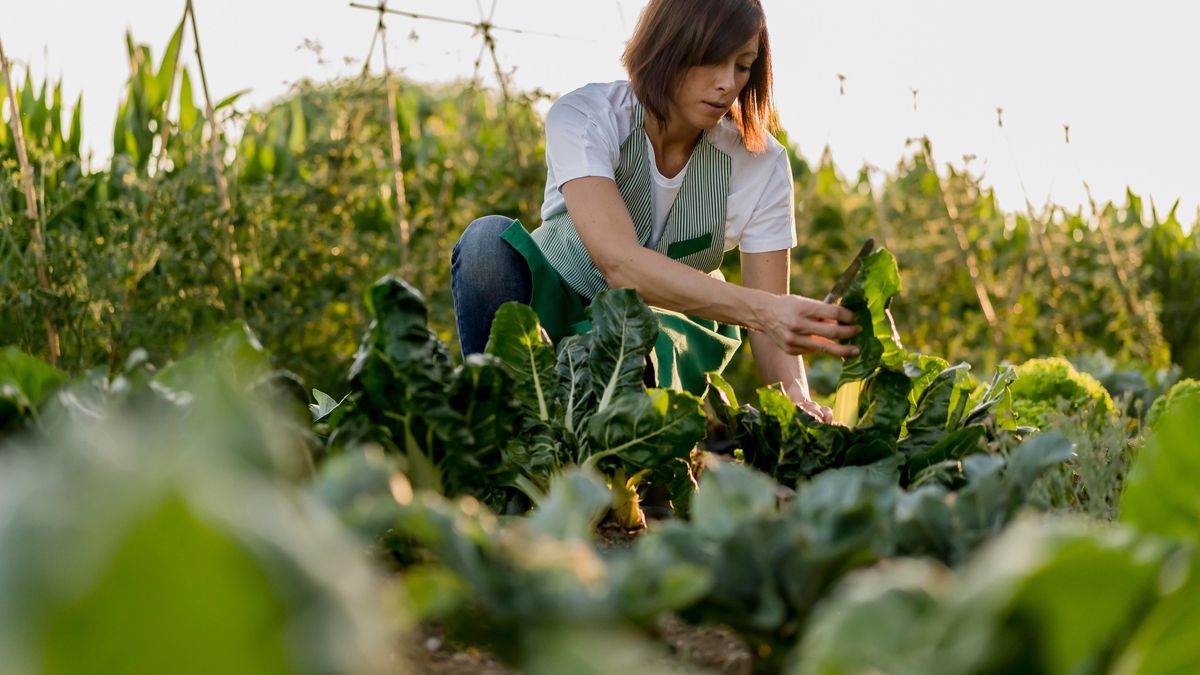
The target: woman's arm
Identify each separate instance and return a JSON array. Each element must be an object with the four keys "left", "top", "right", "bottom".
[
  {"left": 740, "top": 248, "right": 834, "bottom": 421},
  {"left": 561, "top": 176, "right": 860, "bottom": 358}
]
